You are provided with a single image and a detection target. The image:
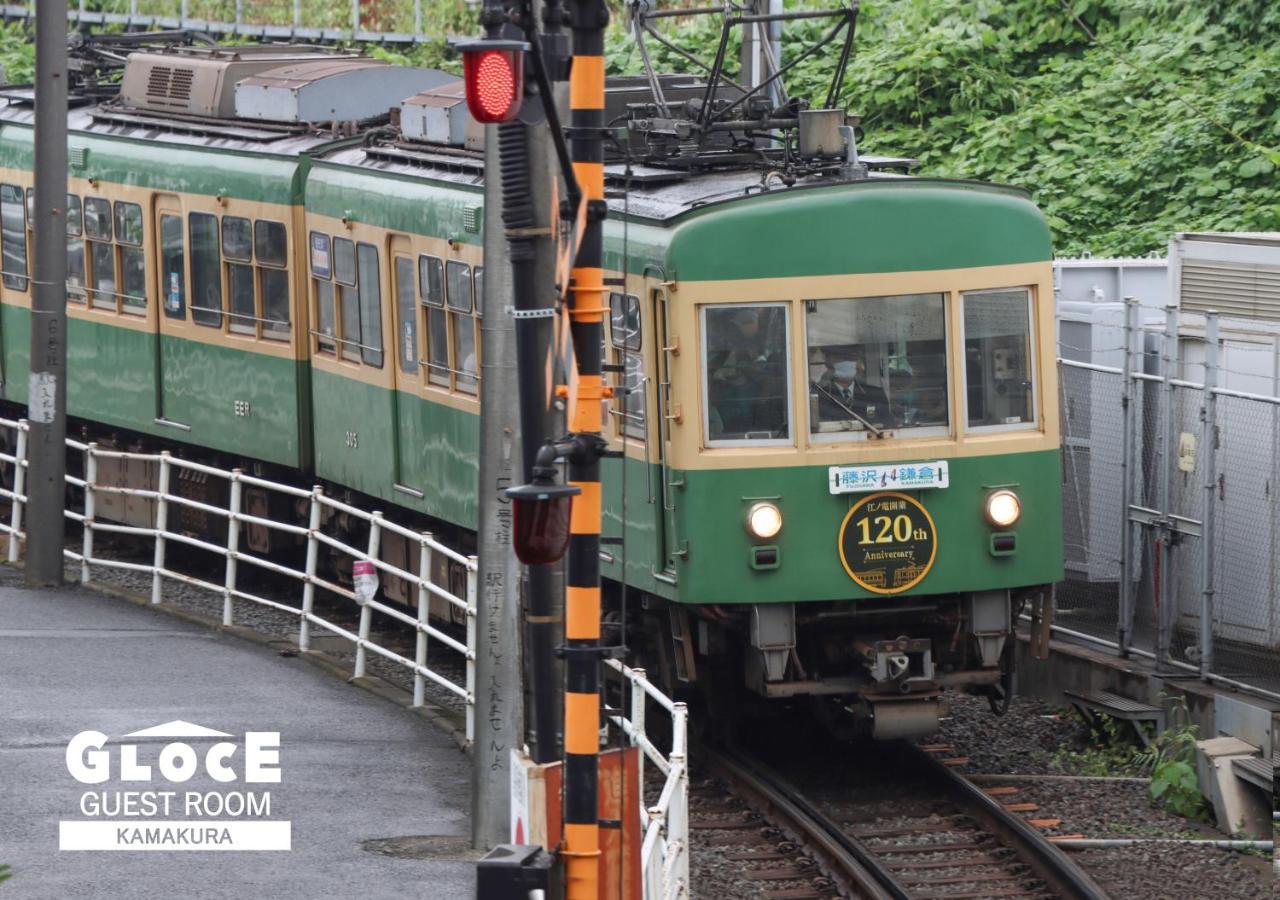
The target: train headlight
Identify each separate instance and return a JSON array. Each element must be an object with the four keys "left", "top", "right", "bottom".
[
  {"left": 746, "top": 502, "right": 783, "bottom": 540},
  {"left": 984, "top": 490, "right": 1021, "bottom": 528}
]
